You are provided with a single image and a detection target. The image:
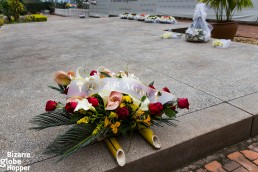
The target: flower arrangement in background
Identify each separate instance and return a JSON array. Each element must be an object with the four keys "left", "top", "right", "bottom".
[
  {"left": 161, "top": 32, "right": 182, "bottom": 39},
  {"left": 127, "top": 13, "right": 136, "bottom": 20},
  {"left": 185, "top": 29, "right": 207, "bottom": 42},
  {"left": 145, "top": 15, "right": 158, "bottom": 23},
  {"left": 157, "top": 16, "right": 177, "bottom": 24},
  {"left": 31, "top": 67, "right": 189, "bottom": 166},
  {"left": 212, "top": 39, "right": 231, "bottom": 48},
  {"left": 135, "top": 13, "right": 146, "bottom": 21},
  {"left": 119, "top": 13, "right": 129, "bottom": 19}
]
